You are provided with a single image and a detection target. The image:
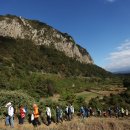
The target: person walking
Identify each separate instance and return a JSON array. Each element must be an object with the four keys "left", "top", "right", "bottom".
[
  {"left": 108, "top": 107, "right": 112, "bottom": 118},
  {"left": 80, "top": 106, "right": 85, "bottom": 119},
  {"left": 59, "top": 106, "right": 63, "bottom": 122},
  {"left": 33, "top": 104, "right": 41, "bottom": 127},
  {"left": 115, "top": 106, "right": 120, "bottom": 118},
  {"left": 67, "top": 105, "right": 72, "bottom": 121},
  {"left": 84, "top": 106, "right": 89, "bottom": 118},
  {"left": 121, "top": 107, "right": 125, "bottom": 117},
  {"left": 19, "top": 105, "right": 26, "bottom": 124},
  {"left": 89, "top": 107, "right": 93, "bottom": 116},
  {"left": 125, "top": 108, "right": 129, "bottom": 116},
  {"left": 70, "top": 104, "right": 74, "bottom": 119},
  {"left": 56, "top": 106, "right": 60, "bottom": 124},
  {"left": 5, "top": 102, "right": 14, "bottom": 128},
  {"left": 46, "top": 105, "right": 51, "bottom": 126}
]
